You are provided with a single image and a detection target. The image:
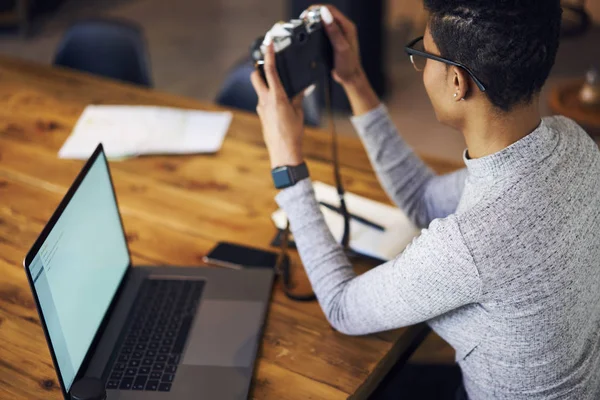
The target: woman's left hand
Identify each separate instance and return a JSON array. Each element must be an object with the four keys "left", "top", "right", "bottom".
[{"left": 250, "top": 43, "right": 305, "bottom": 169}]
